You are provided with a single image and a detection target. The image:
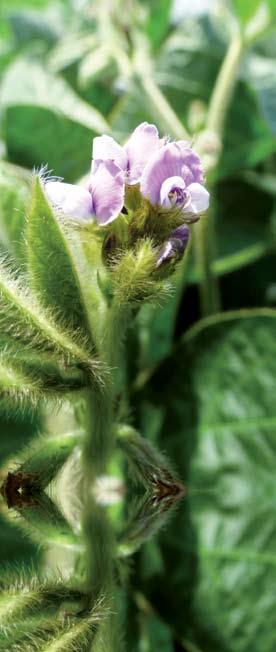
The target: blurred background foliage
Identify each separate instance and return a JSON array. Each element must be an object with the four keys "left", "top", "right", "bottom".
[{"left": 0, "top": 1, "right": 276, "bottom": 651}]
